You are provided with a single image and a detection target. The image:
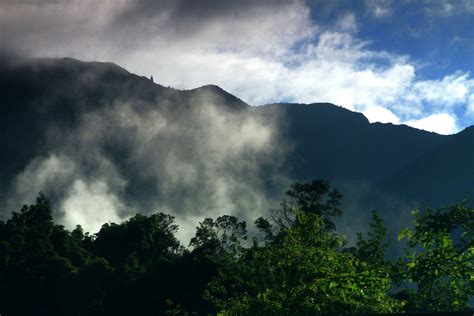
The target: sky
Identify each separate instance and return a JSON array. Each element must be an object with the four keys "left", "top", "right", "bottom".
[{"left": 1, "top": 0, "right": 473, "bottom": 134}]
